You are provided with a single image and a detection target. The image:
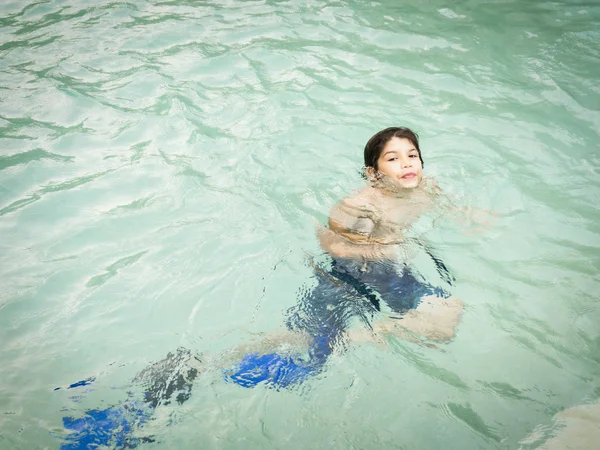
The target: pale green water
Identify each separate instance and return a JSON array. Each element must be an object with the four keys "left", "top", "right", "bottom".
[{"left": 1, "top": 0, "right": 599, "bottom": 449}]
